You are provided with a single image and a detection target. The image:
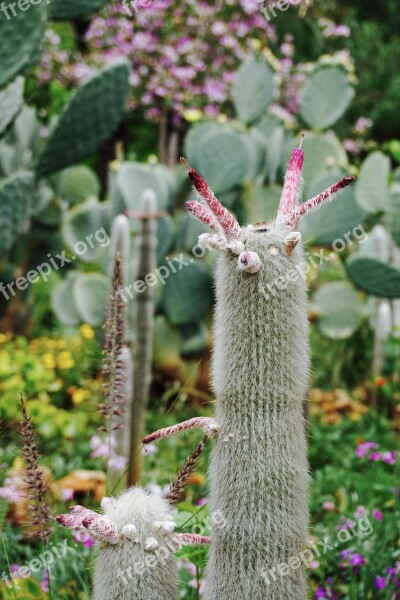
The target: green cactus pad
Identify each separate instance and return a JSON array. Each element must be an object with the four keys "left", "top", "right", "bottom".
[
  {"left": 183, "top": 121, "right": 221, "bottom": 168},
  {"left": 196, "top": 128, "right": 250, "bottom": 194},
  {"left": 116, "top": 162, "right": 170, "bottom": 213},
  {"left": 313, "top": 281, "right": 366, "bottom": 339},
  {"left": 62, "top": 197, "right": 108, "bottom": 263},
  {"left": 72, "top": 273, "right": 109, "bottom": 326},
  {"left": 162, "top": 255, "right": 212, "bottom": 326},
  {"left": 0, "top": 78, "right": 24, "bottom": 137},
  {"left": 241, "top": 183, "right": 282, "bottom": 224},
  {"left": 48, "top": 0, "right": 111, "bottom": 20},
  {"left": 300, "top": 171, "right": 366, "bottom": 246},
  {"left": 0, "top": 1, "right": 46, "bottom": 89},
  {"left": 346, "top": 255, "right": 400, "bottom": 298},
  {"left": 233, "top": 56, "right": 274, "bottom": 124},
  {"left": 59, "top": 165, "right": 101, "bottom": 205},
  {"left": 300, "top": 66, "right": 354, "bottom": 130},
  {"left": 156, "top": 215, "right": 175, "bottom": 263},
  {"left": 51, "top": 277, "right": 81, "bottom": 326},
  {"left": 178, "top": 321, "right": 209, "bottom": 355},
  {"left": 36, "top": 61, "right": 130, "bottom": 177},
  {"left": 252, "top": 116, "right": 285, "bottom": 184},
  {"left": 176, "top": 213, "right": 209, "bottom": 253},
  {"left": 387, "top": 183, "right": 400, "bottom": 247},
  {"left": 0, "top": 172, "right": 34, "bottom": 259},
  {"left": 354, "top": 151, "right": 390, "bottom": 214}
]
